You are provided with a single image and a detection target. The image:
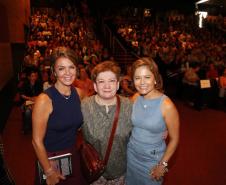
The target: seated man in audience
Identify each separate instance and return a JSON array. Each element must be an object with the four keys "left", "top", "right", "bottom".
[
  {"left": 120, "top": 65, "right": 136, "bottom": 98},
  {"left": 73, "top": 67, "right": 95, "bottom": 96},
  {"left": 183, "top": 62, "right": 203, "bottom": 110},
  {"left": 19, "top": 69, "right": 43, "bottom": 134}
]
